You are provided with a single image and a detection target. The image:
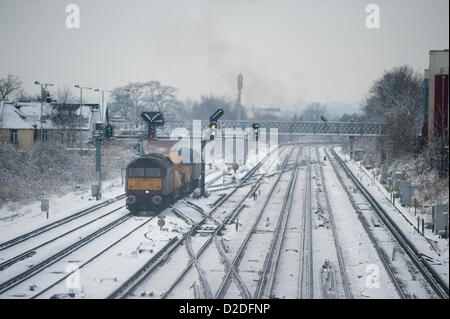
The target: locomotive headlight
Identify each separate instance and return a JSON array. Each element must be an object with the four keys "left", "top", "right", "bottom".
[{"left": 145, "top": 190, "right": 149, "bottom": 194}]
